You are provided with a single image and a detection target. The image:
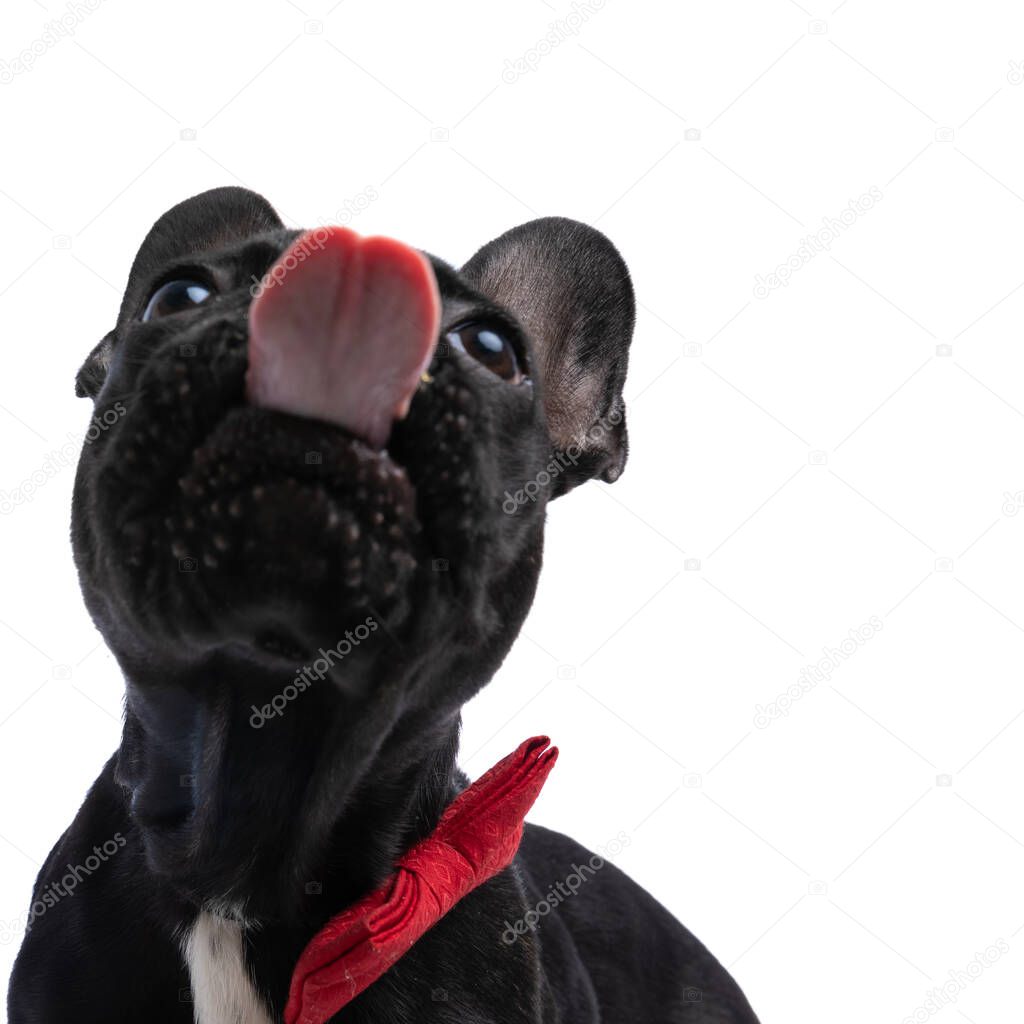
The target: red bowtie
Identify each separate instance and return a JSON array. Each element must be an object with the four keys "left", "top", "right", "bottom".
[{"left": 284, "top": 736, "right": 558, "bottom": 1024}]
